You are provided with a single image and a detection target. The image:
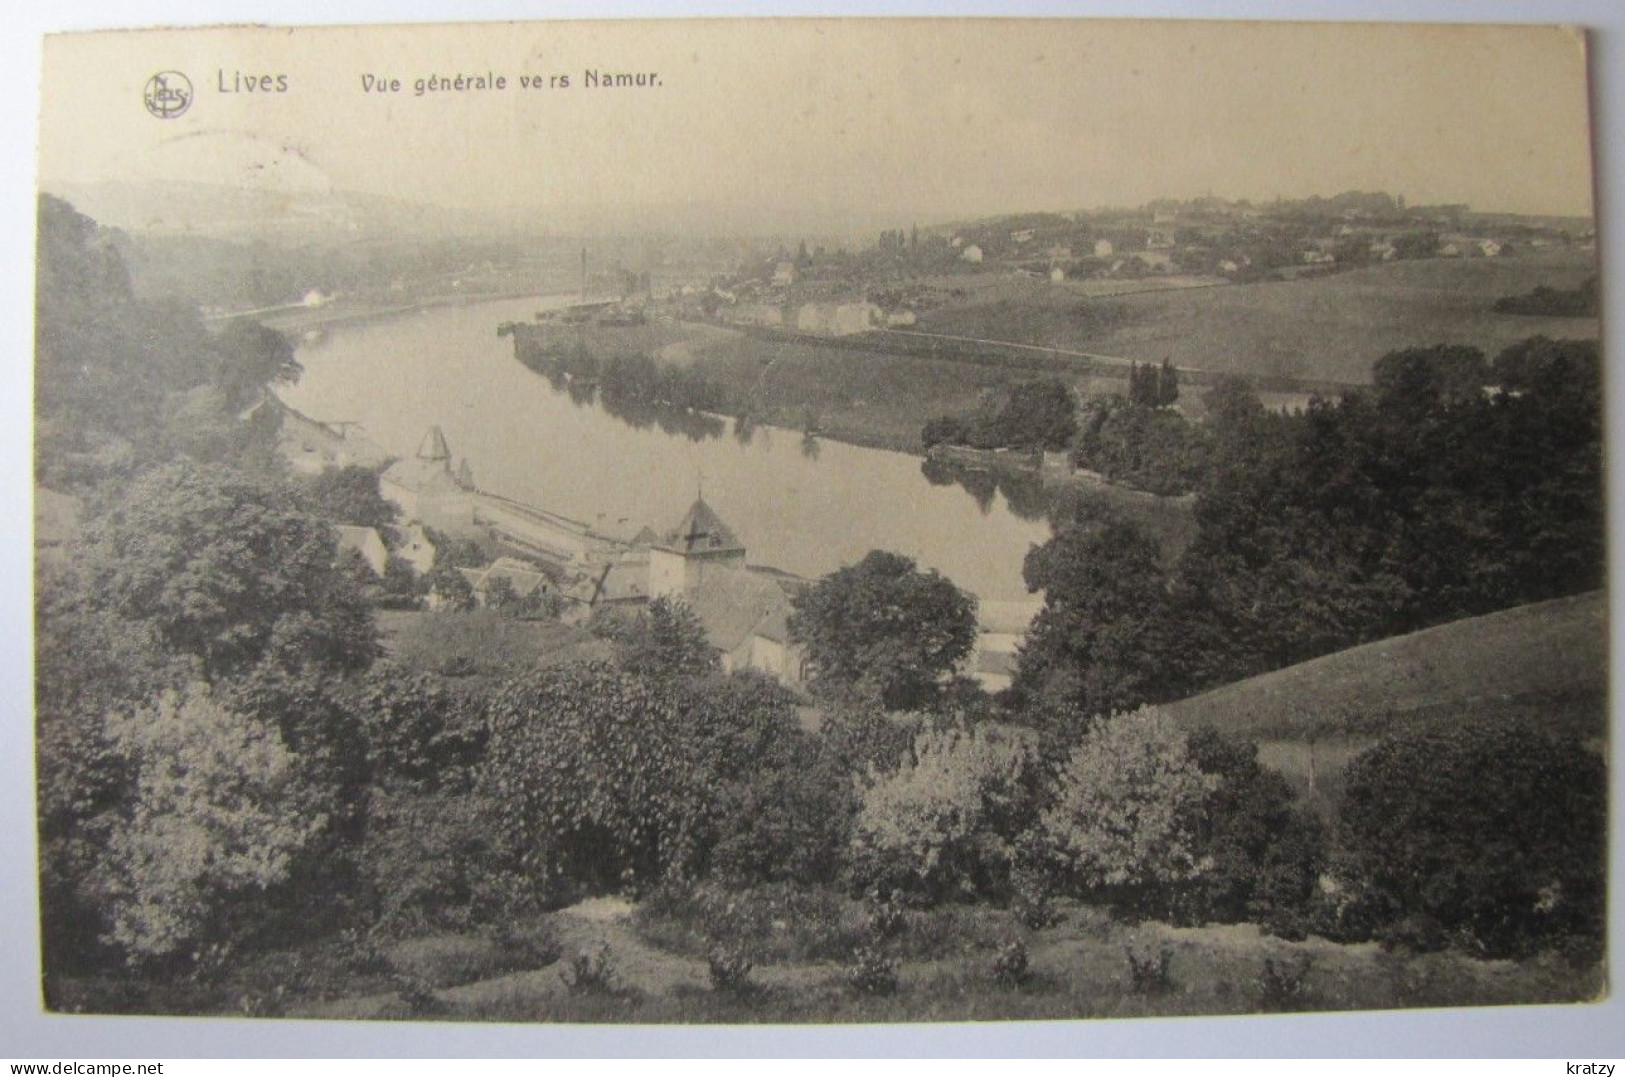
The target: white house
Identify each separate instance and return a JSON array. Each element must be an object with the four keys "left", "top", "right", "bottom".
[
  {"left": 961, "top": 244, "right": 984, "bottom": 264},
  {"left": 1093, "top": 239, "right": 1115, "bottom": 258}
]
